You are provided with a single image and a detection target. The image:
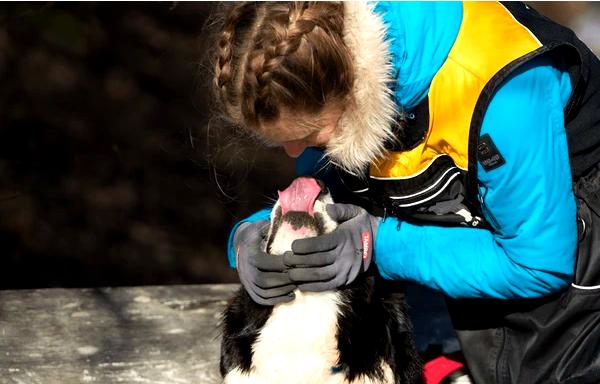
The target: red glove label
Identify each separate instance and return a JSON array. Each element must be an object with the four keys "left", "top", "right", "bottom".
[{"left": 361, "top": 231, "right": 371, "bottom": 262}]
